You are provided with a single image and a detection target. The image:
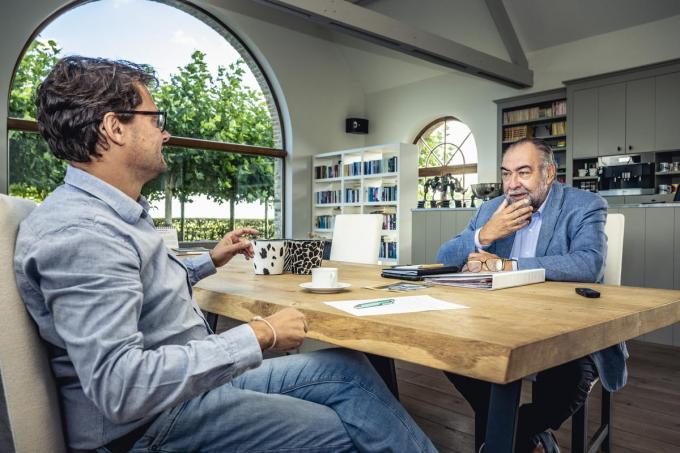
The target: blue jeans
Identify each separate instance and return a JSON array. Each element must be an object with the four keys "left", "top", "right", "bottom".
[{"left": 124, "top": 349, "right": 436, "bottom": 452}]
